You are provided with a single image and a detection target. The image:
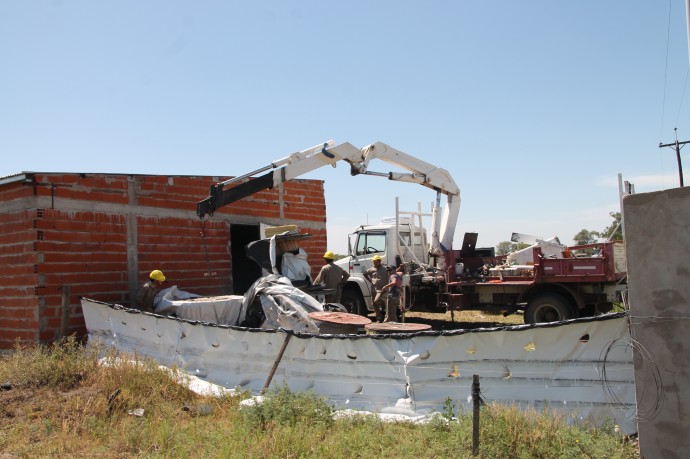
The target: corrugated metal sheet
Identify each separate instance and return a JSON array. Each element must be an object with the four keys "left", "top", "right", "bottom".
[
  {"left": 0, "top": 172, "right": 30, "bottom": 186},
  {"left": 82, "top": 298, "right": 636, "bottom": 434}
]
